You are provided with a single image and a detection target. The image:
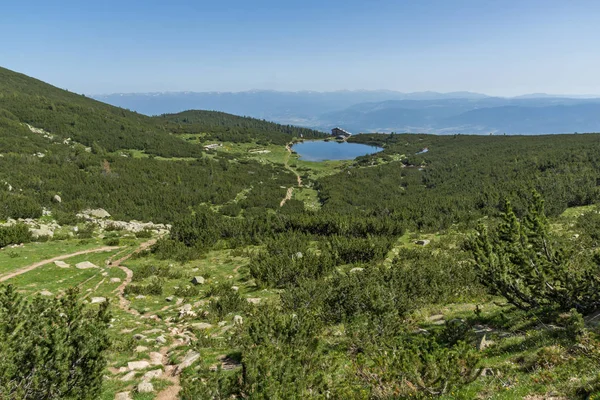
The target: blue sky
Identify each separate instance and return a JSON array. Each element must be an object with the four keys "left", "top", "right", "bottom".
[{"left": 2, "top": 0, "right": 599, "bottom": 95}]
